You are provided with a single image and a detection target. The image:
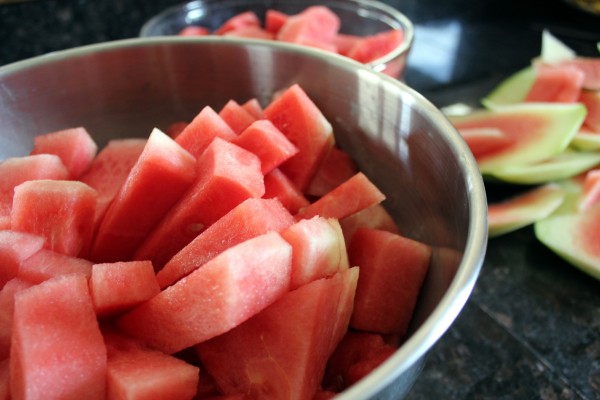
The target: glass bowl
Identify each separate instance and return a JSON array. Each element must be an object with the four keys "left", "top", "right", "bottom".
[{"left": 140, "top": 0, "right": 414, "bottom": 79}]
